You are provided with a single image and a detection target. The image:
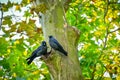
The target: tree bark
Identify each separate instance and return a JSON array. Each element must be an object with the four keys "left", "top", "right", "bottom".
[{"left": 33, "top": 0, "right": 83, "bottom": 80}]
